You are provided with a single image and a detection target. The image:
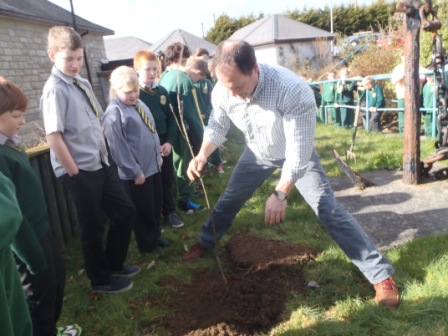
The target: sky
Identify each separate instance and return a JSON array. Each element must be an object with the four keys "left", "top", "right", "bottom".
[{"left": 48, "top": 0, "right": 376, "bottom": 44}]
